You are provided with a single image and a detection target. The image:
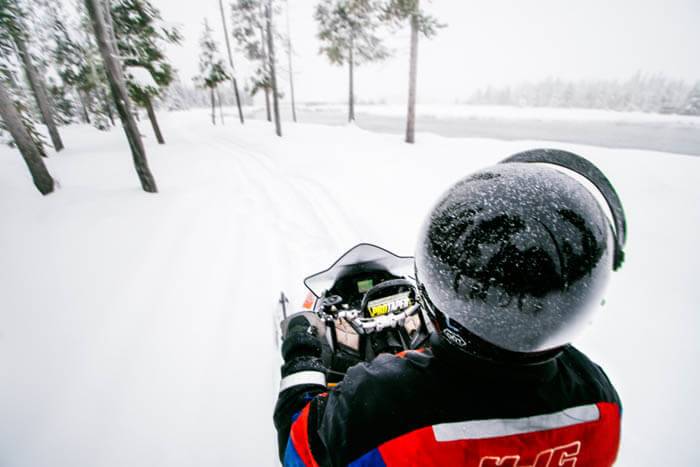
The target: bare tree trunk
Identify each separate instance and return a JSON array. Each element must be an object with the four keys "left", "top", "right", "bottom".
[
  {"left": 0, "top": 80, "right": 54, "bottom": 195},
  {"left": 259, "top": 25, "right": 271, "bottom": 122},
  {"left": 13, "top": 33, "right": 64, "bottom": 152},
  {"left": 348, "top": 39, "right": 355, "bottom": 123},
  {"left": 87, "top": 56, "right": 114, "bottom": 126},
  {"left": 105, "top": 97, "right": 115, "bottom": 125},
  {"left": 84, "top": 27, "right": 114, "bottom": 127},
  {"left": 266, "top": 0, "right": 282, "bottom": 137},
  {"left": 217, "top": 87, "right": 225, "bottom": 124},
  {"left": 210, "top": 87, "right": 216, "bottom": 125},
  {"left": 77, "top": 89, "right": 91, "bottom": 123},
  {"left": 285, "top": 0, "right": 297, "bottom": 122},
  {"left": 85, "top": 0, "right": 157, "bottom": 193},
  {"left": 405, "top": 8, "right": 419, "bottom": 144},
  {"left": 219, "top": 0, "right": 245, "bottom": 124},
  {"left": 144, "top": 96, "right": 164, "bottom": 144}
]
